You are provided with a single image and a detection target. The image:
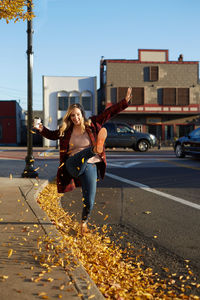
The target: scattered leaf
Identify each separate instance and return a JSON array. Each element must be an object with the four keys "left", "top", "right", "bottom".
[{"left": 8, "top": 249, "right": 13, "bottom": 258}]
